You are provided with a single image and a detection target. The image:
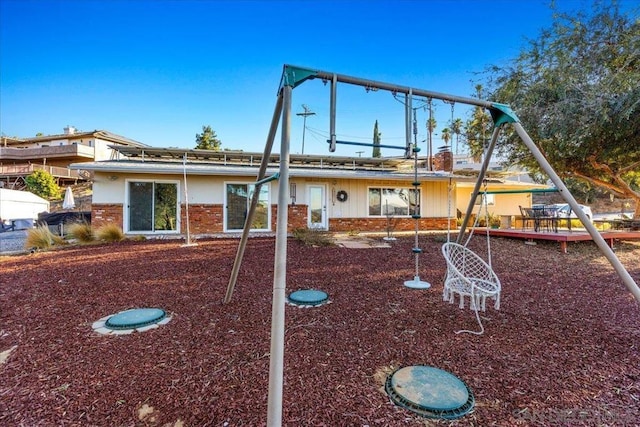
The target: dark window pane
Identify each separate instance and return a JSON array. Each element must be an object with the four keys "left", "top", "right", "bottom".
[
  {"left": 227, "top": 184, "right": 248, "bottom": 230},
  {"left": 129, "top": 182, "right": 153, "bottom": 231},
  {"left": 154, "top": 183, "right": 177, "bottom": 231}
]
